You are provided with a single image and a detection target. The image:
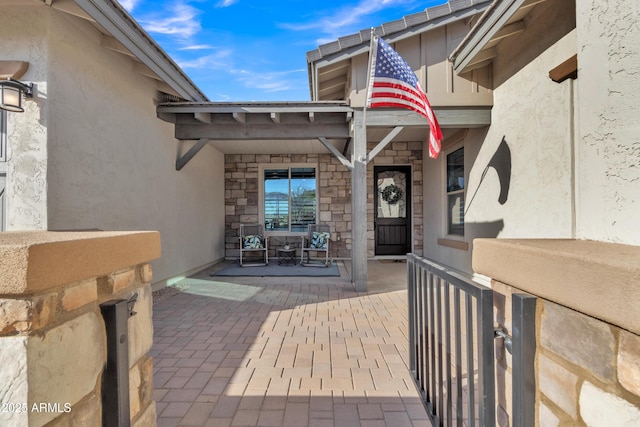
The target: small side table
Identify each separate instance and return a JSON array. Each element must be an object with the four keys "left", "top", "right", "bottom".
[{"left": 278, "top": 248, "right": 297, "bottom": 266}]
